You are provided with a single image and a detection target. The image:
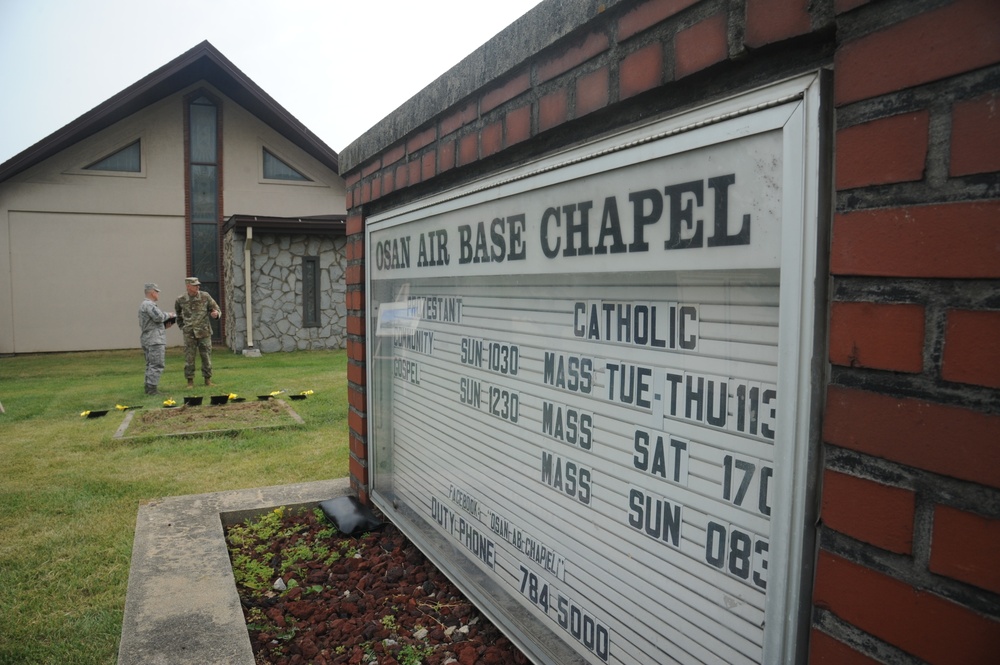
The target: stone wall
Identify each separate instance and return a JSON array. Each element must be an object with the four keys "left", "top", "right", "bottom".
[{"left": 224, "top": 229, "right": 347, "bottom": 353}]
